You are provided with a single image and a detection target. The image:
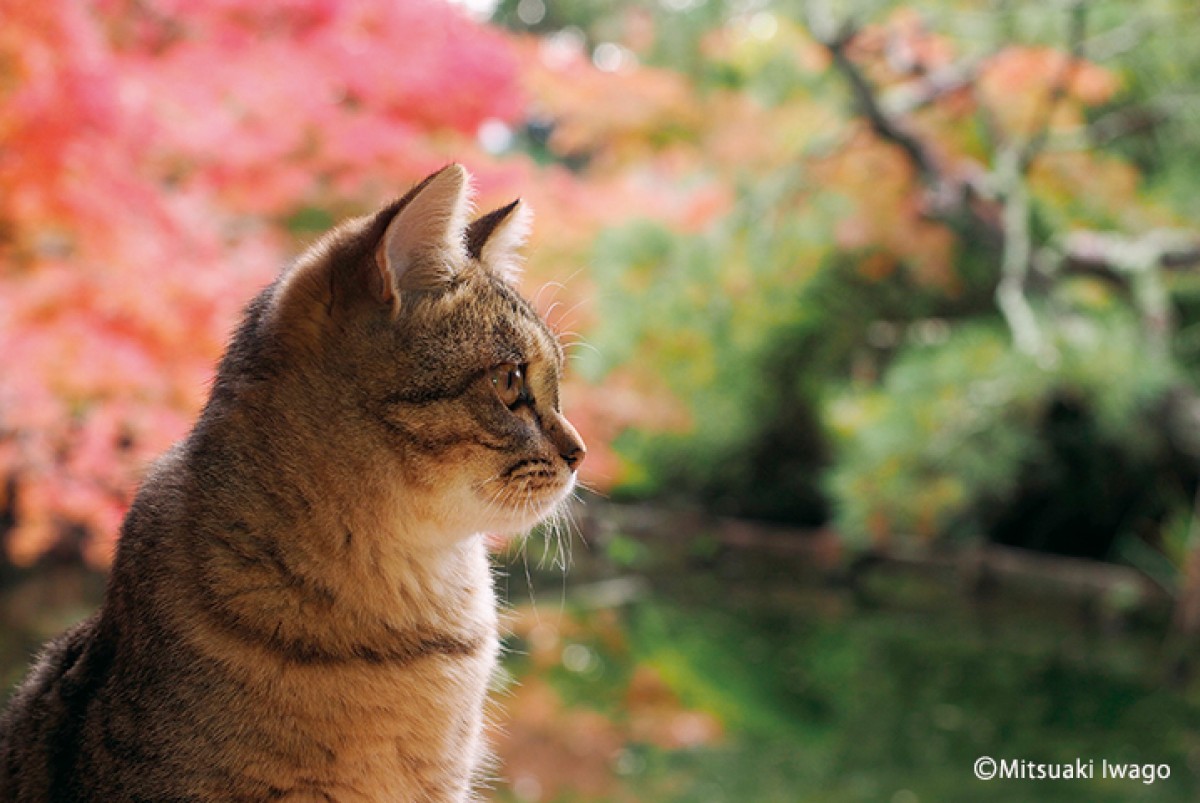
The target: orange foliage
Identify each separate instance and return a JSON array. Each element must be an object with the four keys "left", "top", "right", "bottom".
[
  {"left": 494, "top": 676, "right": 628, "bottom": 801},
  {"left": 978, "top": 46, "right": 1120, "bottom": 138},
  {"left": 811, "top": 131, "right": 957, "bottom": 289},
  {"left": 1028, "top": 149, "right": 1150, "bottom": 229},
  {"left": 847, "top": 10, "right": 959, "bottom": 89},
  {"left": 517, "top": 35, "right": 702, "bottom": 167},
  {"left": 702, "top": 90, "right": 837, "bottom": 174},
  {"left": 0, "top": 0, "right": 1152, "bottom": 565},
  {"left": 624, "top": 666, "right": 724, "bottom": 750}
]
